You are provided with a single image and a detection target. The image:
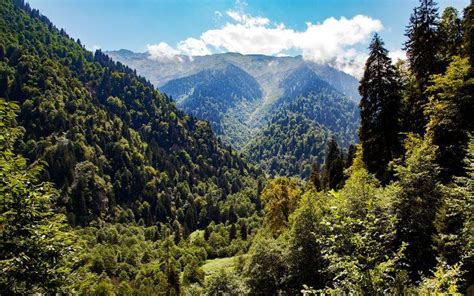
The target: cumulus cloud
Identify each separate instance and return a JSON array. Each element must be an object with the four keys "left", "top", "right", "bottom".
[
  {"left": 388, "top": 49, "right": 406, "bottom": 62},
  {"left": 146, "top": 42, "right": 180, "bottom": 60},
  {"left": 146, "top": 9, "right": 383, "bottom": 77},
  {"left": 177, "top": 38, "right": 211, "bottom": 56}
]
